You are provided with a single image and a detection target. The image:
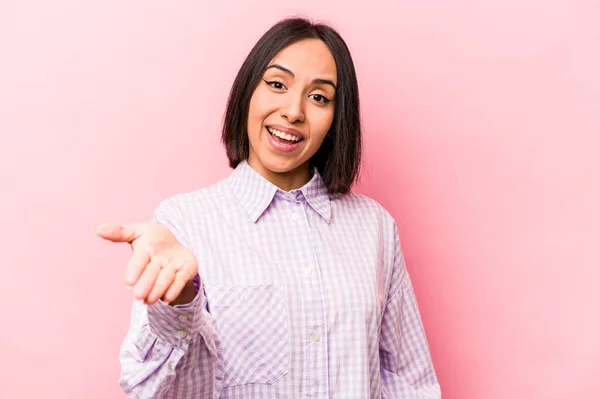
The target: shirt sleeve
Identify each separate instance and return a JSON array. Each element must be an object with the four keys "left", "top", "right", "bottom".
[
  {"left": 118, "top": 199, "right": 223, "bottom": 398},
  {"left": 379, "top": 225, "right": 441, "bottom": 398}
]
